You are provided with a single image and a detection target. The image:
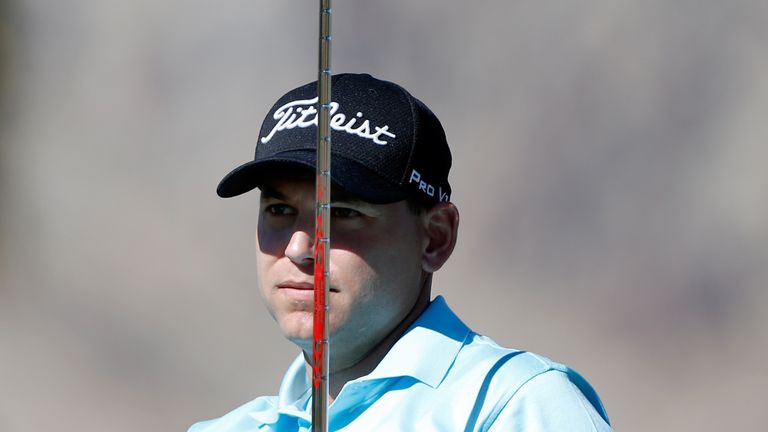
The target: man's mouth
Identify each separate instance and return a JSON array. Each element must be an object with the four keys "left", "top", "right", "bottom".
[
  {"left": 277, "top": 281, "right": 314, "bottom": 290},
  {"left": 277, "top": 281, "right": 339, "bottom": 293}
]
